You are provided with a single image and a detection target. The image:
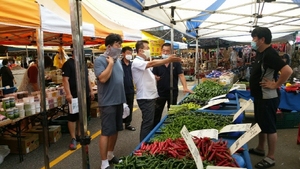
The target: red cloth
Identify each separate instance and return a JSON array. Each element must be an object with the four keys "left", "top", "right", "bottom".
[{"left": 27, "top": 64, "right": 38, "bottom": 83}]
